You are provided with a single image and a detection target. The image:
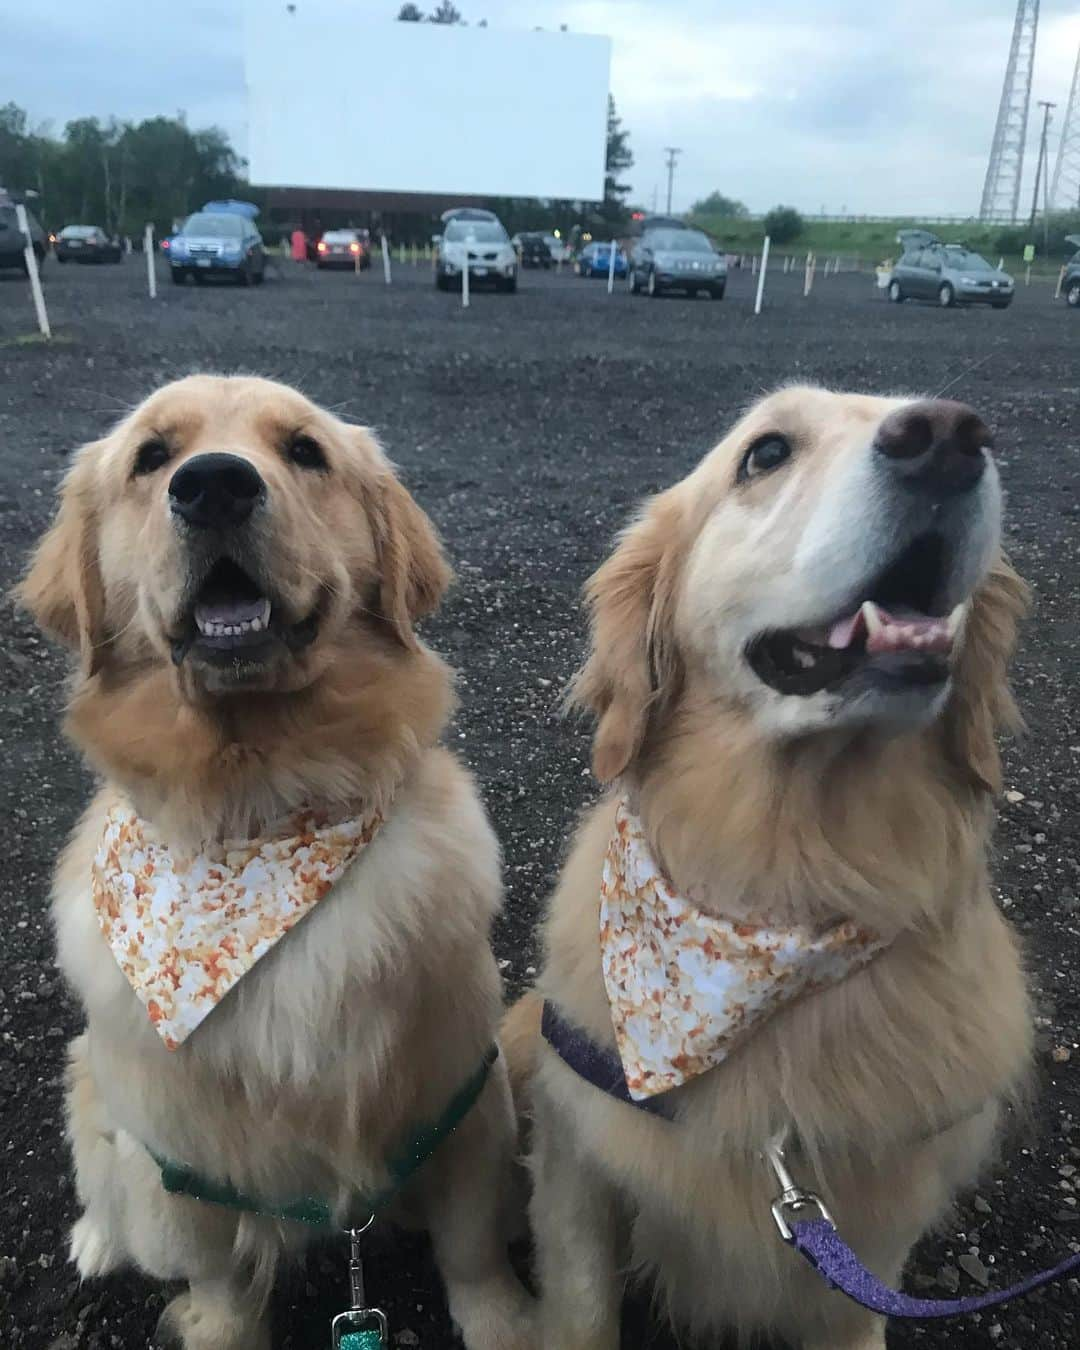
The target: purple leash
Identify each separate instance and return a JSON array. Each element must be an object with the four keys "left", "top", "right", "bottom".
[
  {"left": 788, "top": 1217, "right": 1080, "bottom": 1318},
  {"left": 767, "top": 1136, "right": 1080, "bottom": 1319},
  {"left": 544, "top": 1004, "right": 1080, "bottom": 1322}
]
